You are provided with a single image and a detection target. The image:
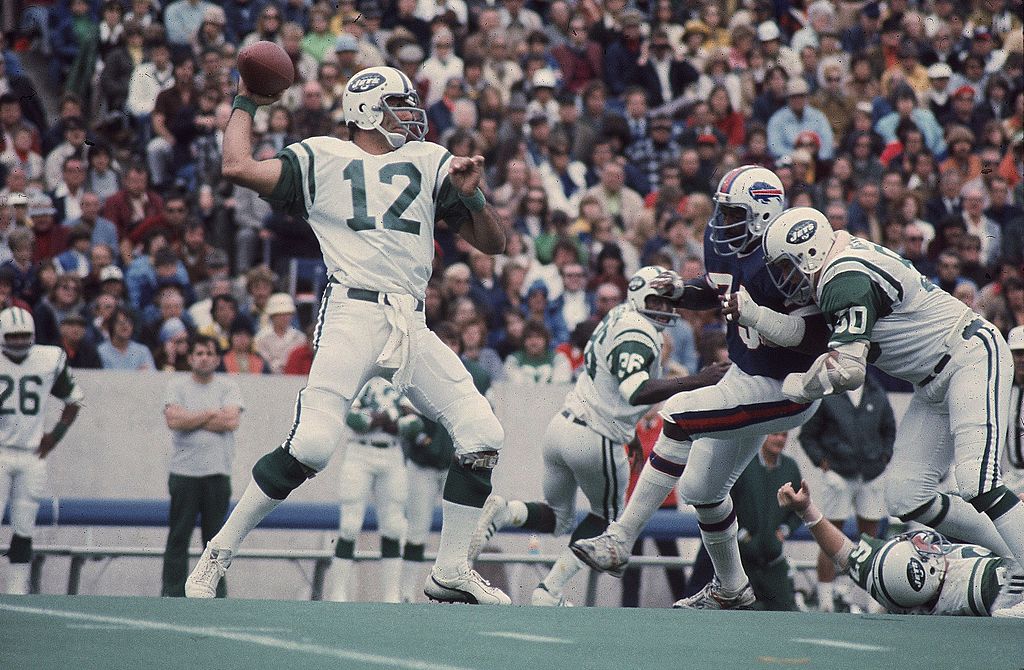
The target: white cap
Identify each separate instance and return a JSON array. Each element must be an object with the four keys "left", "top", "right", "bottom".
[
  {"left": 265, "top": 292, "right": 297, "bottom": 316},
  {"left": 927, "top": 62, "right": 953, "bottom": 79},
  {"left": 4, "top": 192, "right": 29, "bottom": 207},
  {"left": 532, "top": 69, "right": 558, "bottom": 89},
  {"left": 99, "top": 265, "right": 124, "bottom": 282},
  {"left": 1008, "top": 325, "right": 1024, "bottom": 351},
  {"left": 786, "top": 78, "right": 810, "bottom": 97},
  {"left": 757, "top": 21, "right": 781, "bottom": 42}
]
